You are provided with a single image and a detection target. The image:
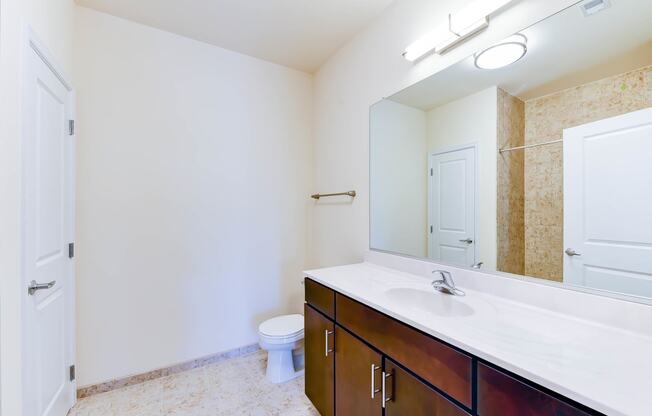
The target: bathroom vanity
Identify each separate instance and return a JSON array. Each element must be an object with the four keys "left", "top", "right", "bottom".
[
  {"left": 303, "top": 258, "right": 652, "bottom": 416},
  {"left": 304, "top": 2, "right": 652, "bottom": 415}
]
